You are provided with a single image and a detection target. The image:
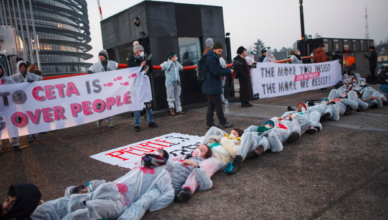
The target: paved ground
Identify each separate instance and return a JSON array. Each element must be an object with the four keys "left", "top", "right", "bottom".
[{"left": 1, "top": 85, "right": 388, "bottom": 219}]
